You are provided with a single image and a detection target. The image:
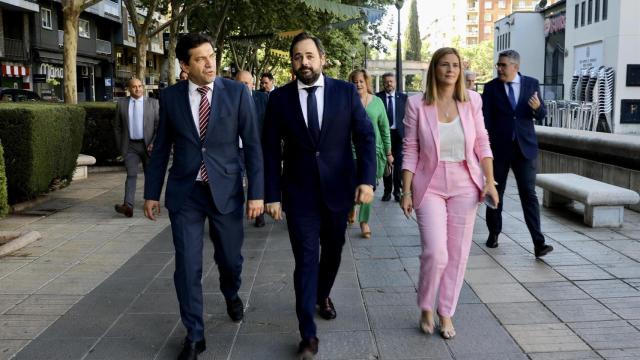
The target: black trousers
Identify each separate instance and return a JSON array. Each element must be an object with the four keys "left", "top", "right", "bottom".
[{"left": 383, "top": 129, "right": 403, "bottom": 196}]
